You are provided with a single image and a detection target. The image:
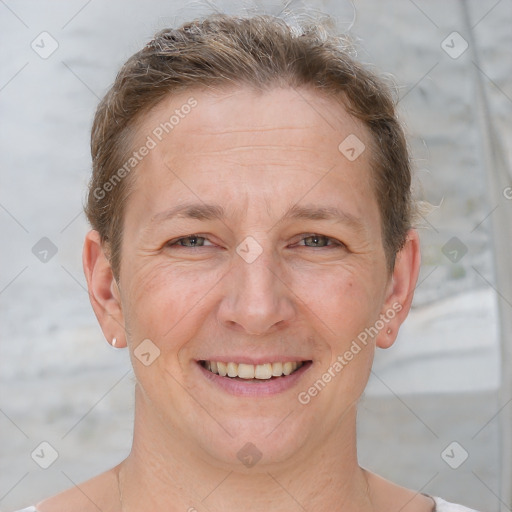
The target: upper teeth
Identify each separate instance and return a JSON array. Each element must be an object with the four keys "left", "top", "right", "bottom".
[{"left": 203, "top": 361, "right": 303, "bottom": 379}]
